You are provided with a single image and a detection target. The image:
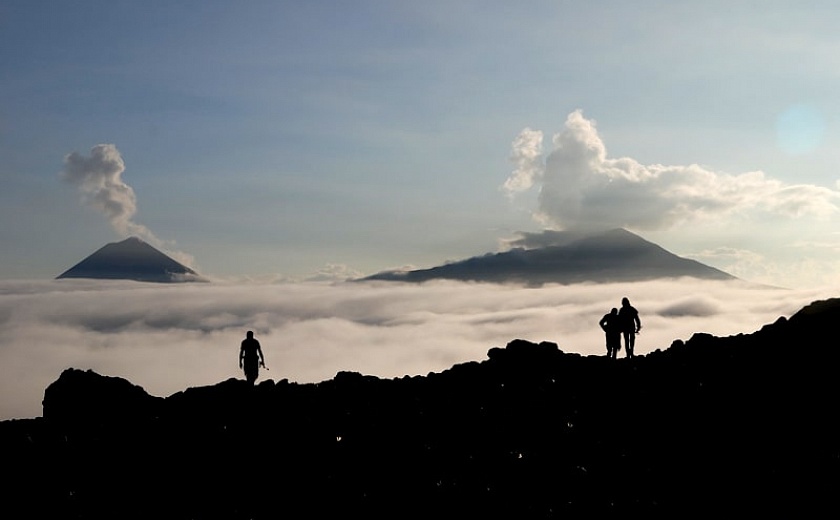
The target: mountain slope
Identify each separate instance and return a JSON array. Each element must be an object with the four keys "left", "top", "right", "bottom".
[
  {"left": 365, "top": 228, "right": 736, "bottom": 285},
  {"left": 56, "top": 237, "right": 199, "bottom": 283}
]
